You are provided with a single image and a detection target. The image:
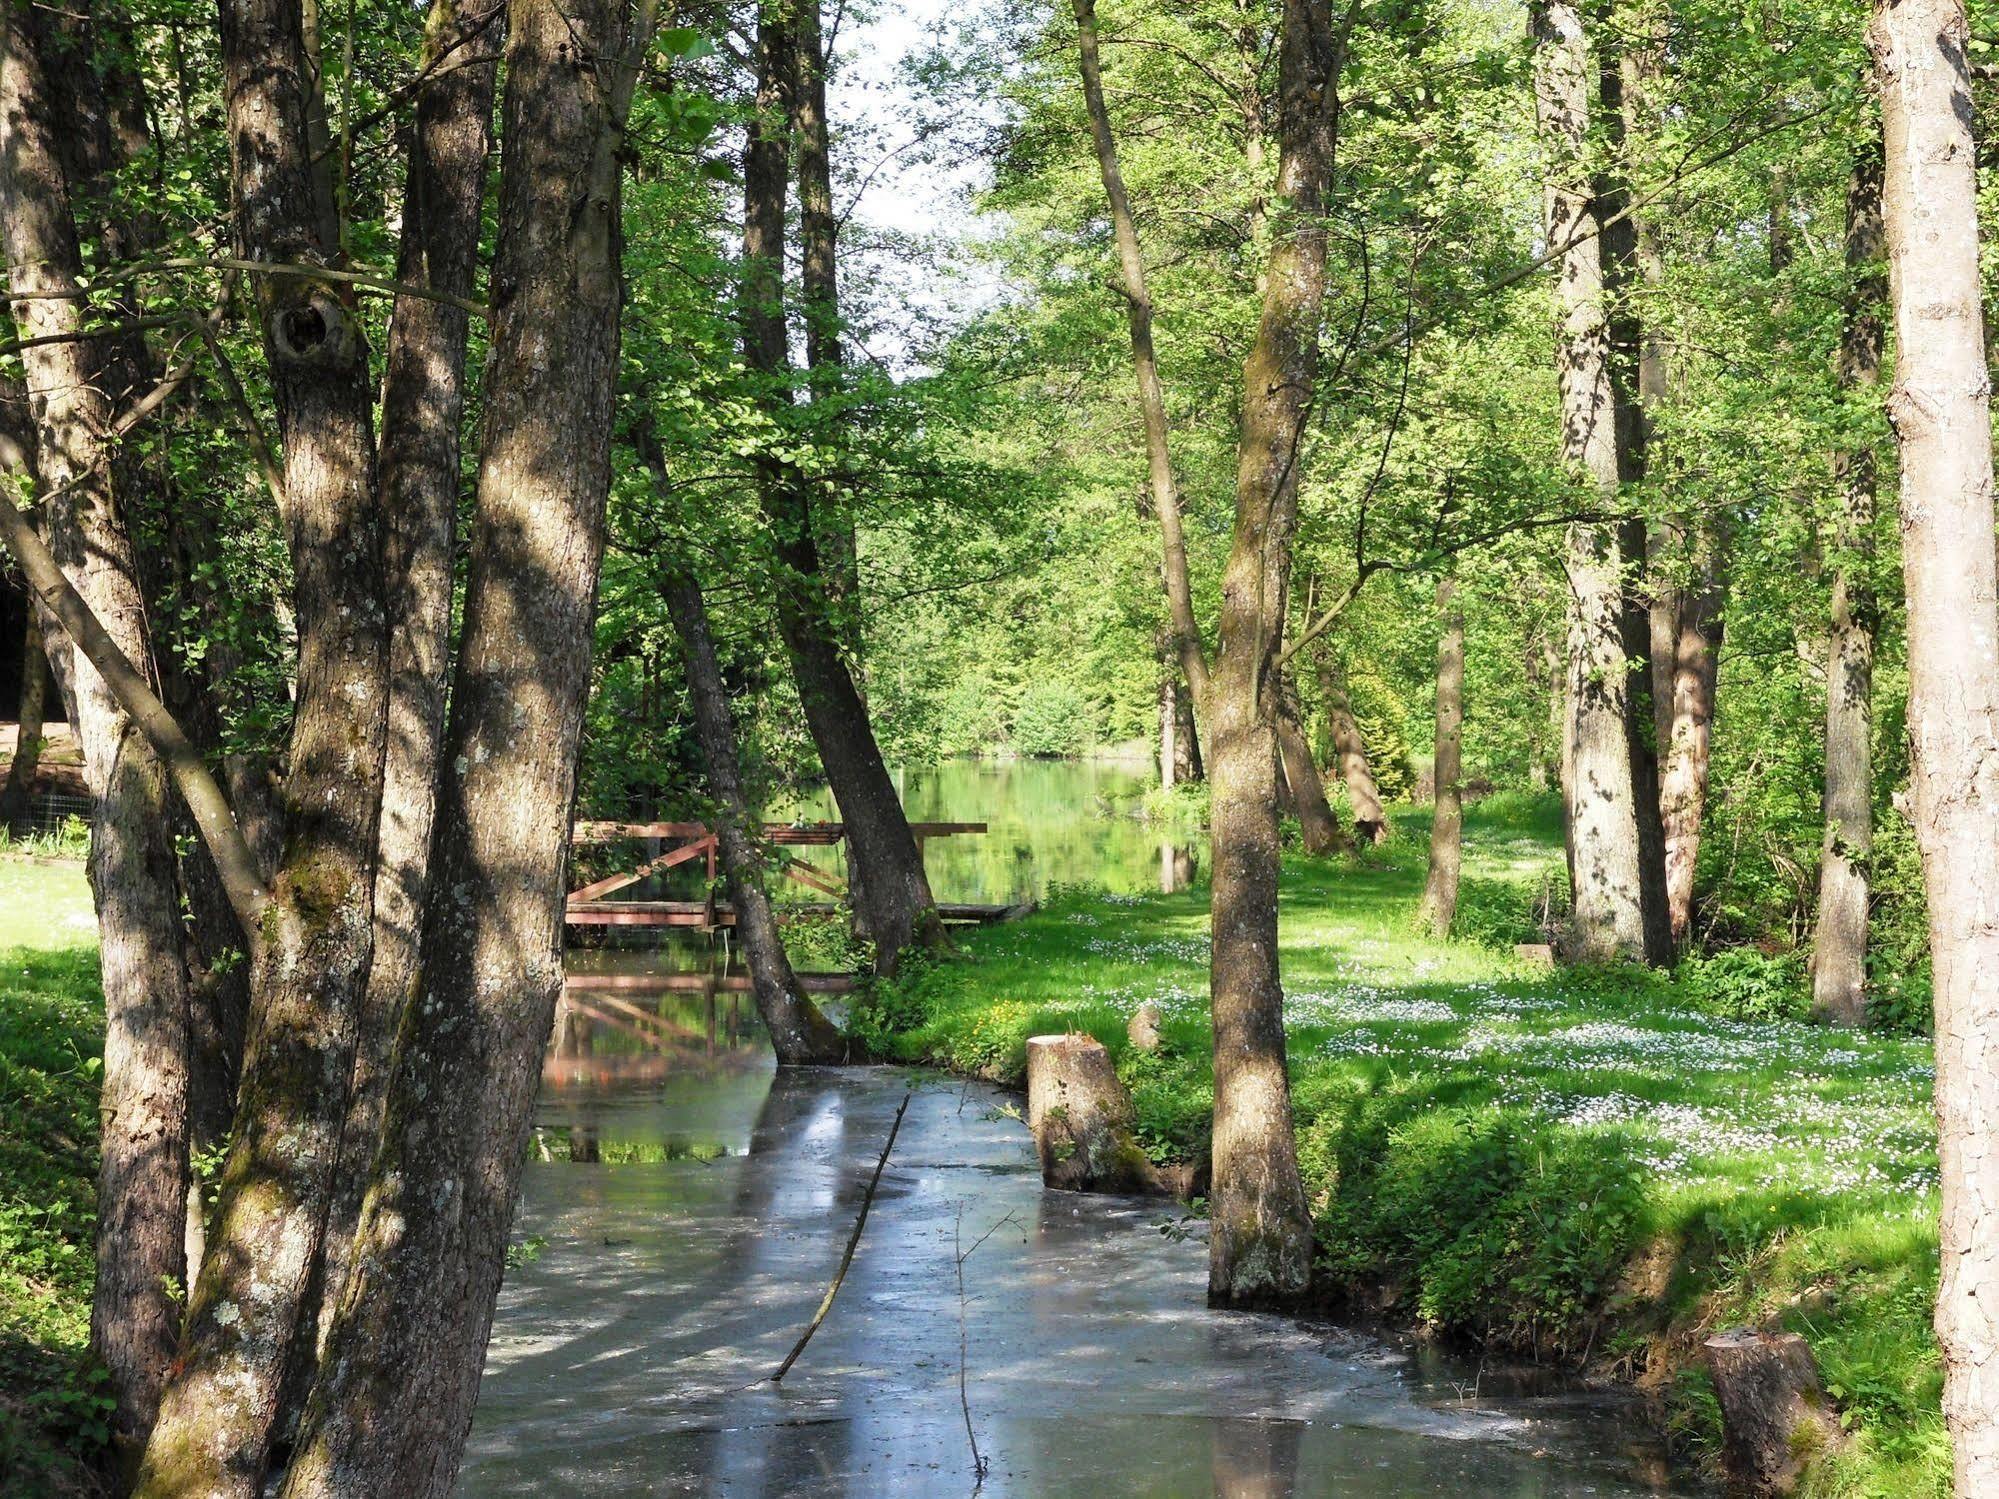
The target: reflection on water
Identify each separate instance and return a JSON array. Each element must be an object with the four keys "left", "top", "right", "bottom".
[
  {"left": 782, "top": 756, "right": 1198, "bottom": 905},
  {"left": 469, "top": 1054, "right": 1691, "bottom": 1498}
]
